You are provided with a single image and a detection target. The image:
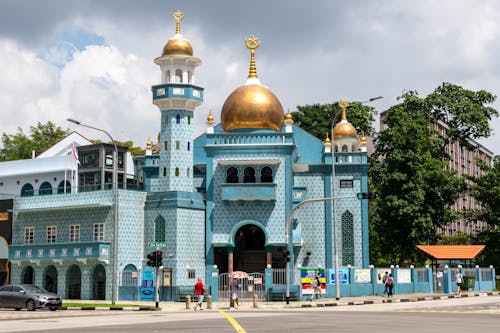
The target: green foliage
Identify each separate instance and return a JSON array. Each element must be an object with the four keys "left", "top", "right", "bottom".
[
  {"left": 436, "top": 231, "right": 471, "bottom": 245},
  {"left": 473, "top": 228, "right": 500, "bottom": 269},
  {"left": 0, "top": 122, "right": 69, "bottom": 161},
  {"left": 292, "top": 101, "right": 377, "bottom": 139},
  {"left": 467, "top": 156, "right": 500, "bottom": 227},
  {"left": 370, "top": 86, "right": 486, "bottom": 265},
  {"left": 114, "top": 140, "right": 145, "bottom": 156}
]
